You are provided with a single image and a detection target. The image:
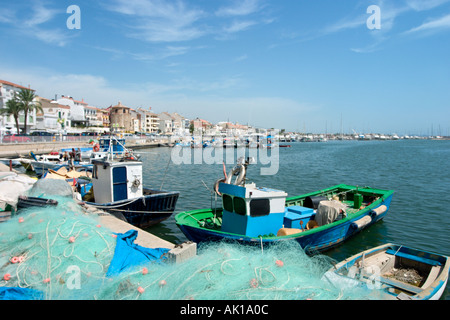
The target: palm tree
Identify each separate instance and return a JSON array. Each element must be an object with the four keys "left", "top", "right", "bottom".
[
  {"left": 17, "top": 88, "right": 42, "bottom": 134},
  {"left": 0, "top": 93, "right": 22, "bottom": 134}
]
